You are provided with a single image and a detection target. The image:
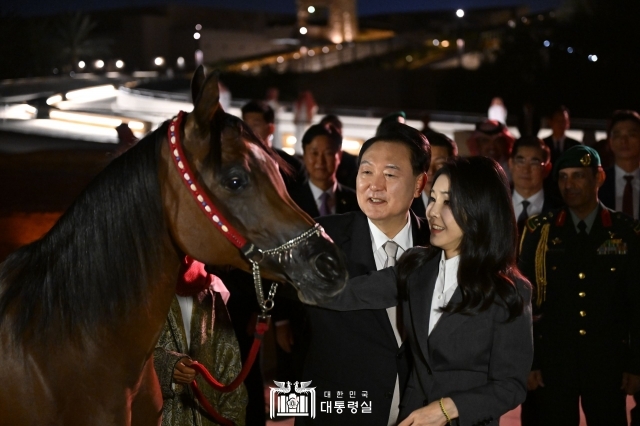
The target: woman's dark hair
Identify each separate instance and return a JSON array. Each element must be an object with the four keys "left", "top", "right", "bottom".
[{"left": 397, "top": 156, "right": 528, "bottom": 321}]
